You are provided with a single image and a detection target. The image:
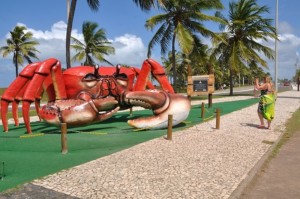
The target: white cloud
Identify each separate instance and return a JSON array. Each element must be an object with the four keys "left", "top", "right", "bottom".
[
  {"left": 106, "top": 34, "right": 147, "bottom": 67},
  {"left": 278, "top": 33, "right": 300, "bottom": 47},
  {"left": 262, "top": 31, "right": 300, "bottom": 80},
  {"left": 3, "top": 21, "right": 148, "bottom": 67},
  {"left": 3, "top": 21, "right": 81, "bottom": 65},
  {"left": 240, "top": 21, "right": 300, "bottom": 80},
  {"left": 279, "top": 21, "right": 293, "bottom": 34},
  {"left": 14, "top": 21, "right": 82, "bottom": 41},
  {"left": 29, "top": 22, "right": 149, "bottom": 67},
  {"left": 0, "top": 21, "right": 149, "bottom": 87},
  {"left": 2, "top": 20, "right": 299, "bottom": 87}
]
